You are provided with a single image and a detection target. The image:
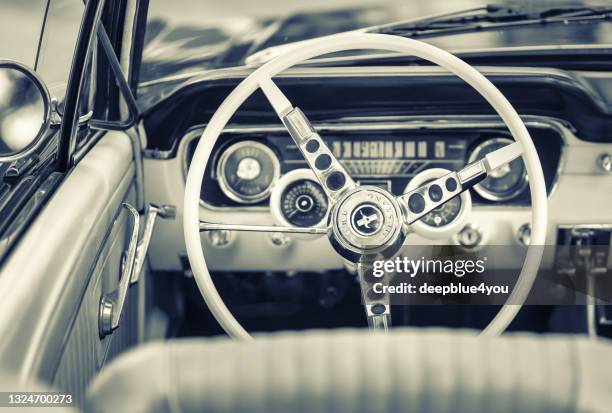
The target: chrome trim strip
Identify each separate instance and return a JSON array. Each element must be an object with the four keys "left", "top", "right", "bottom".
[
  {"left": 557, "top": 224, "right": 612, "bottom": 230},
  {"left": 200, "top": 221, "right": 329, "bottom": 234},
  {"left": 251, "top": 44, "right": 612, "bottom": 68}
]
